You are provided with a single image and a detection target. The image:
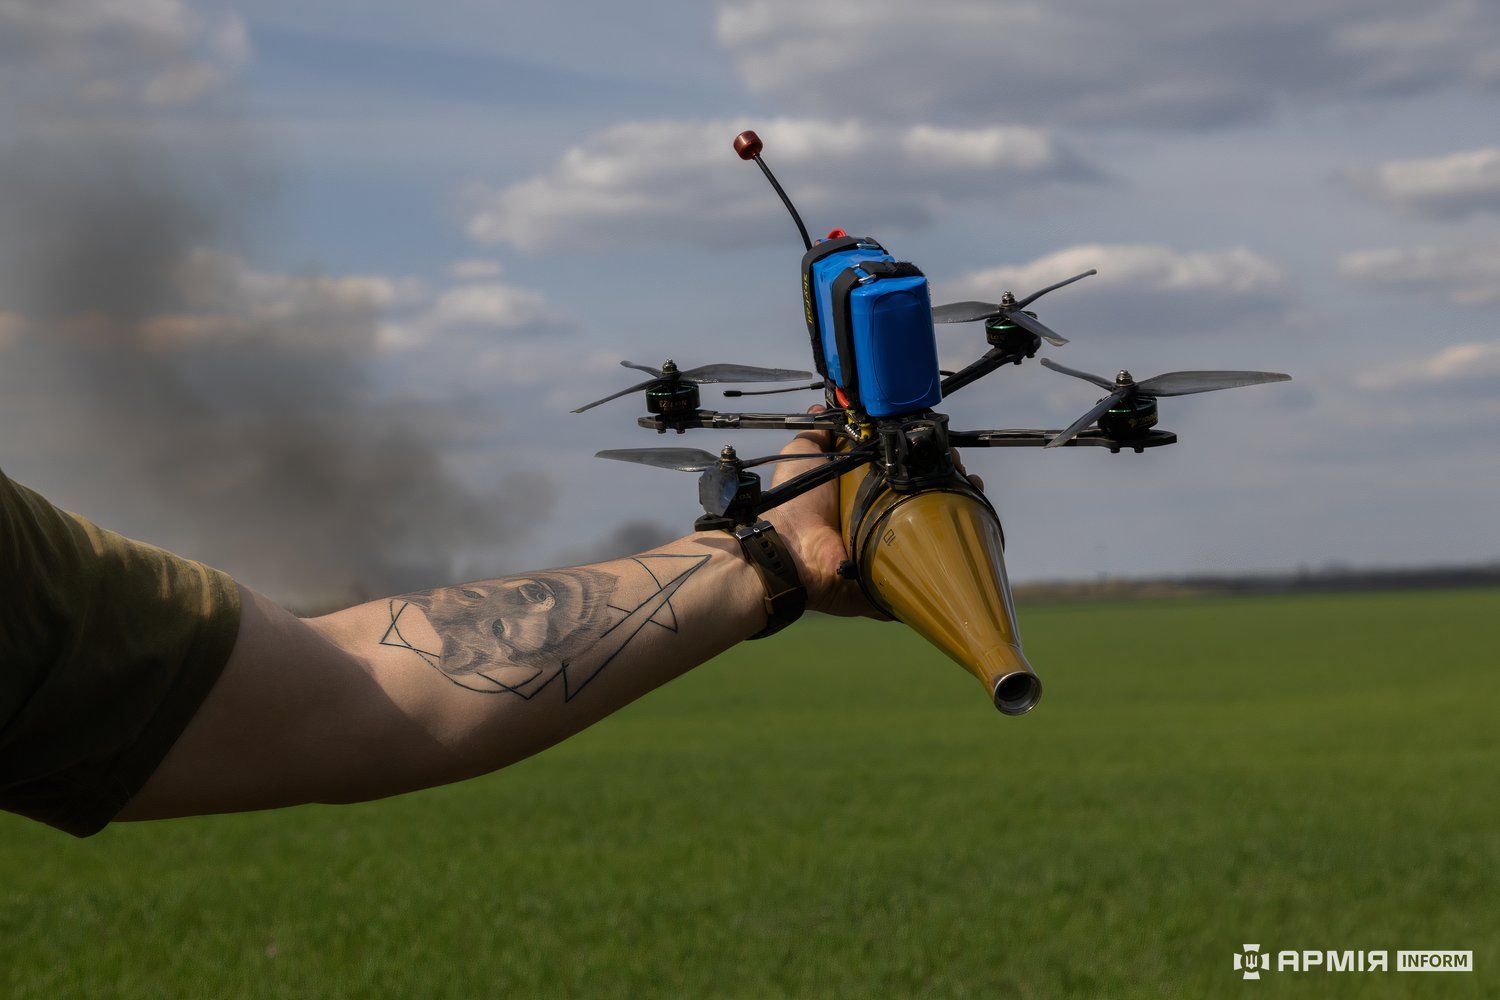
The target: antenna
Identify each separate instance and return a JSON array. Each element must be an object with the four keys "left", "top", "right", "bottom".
[{"left": 734, "top": 130, "right": 812, "bottom": 251}]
